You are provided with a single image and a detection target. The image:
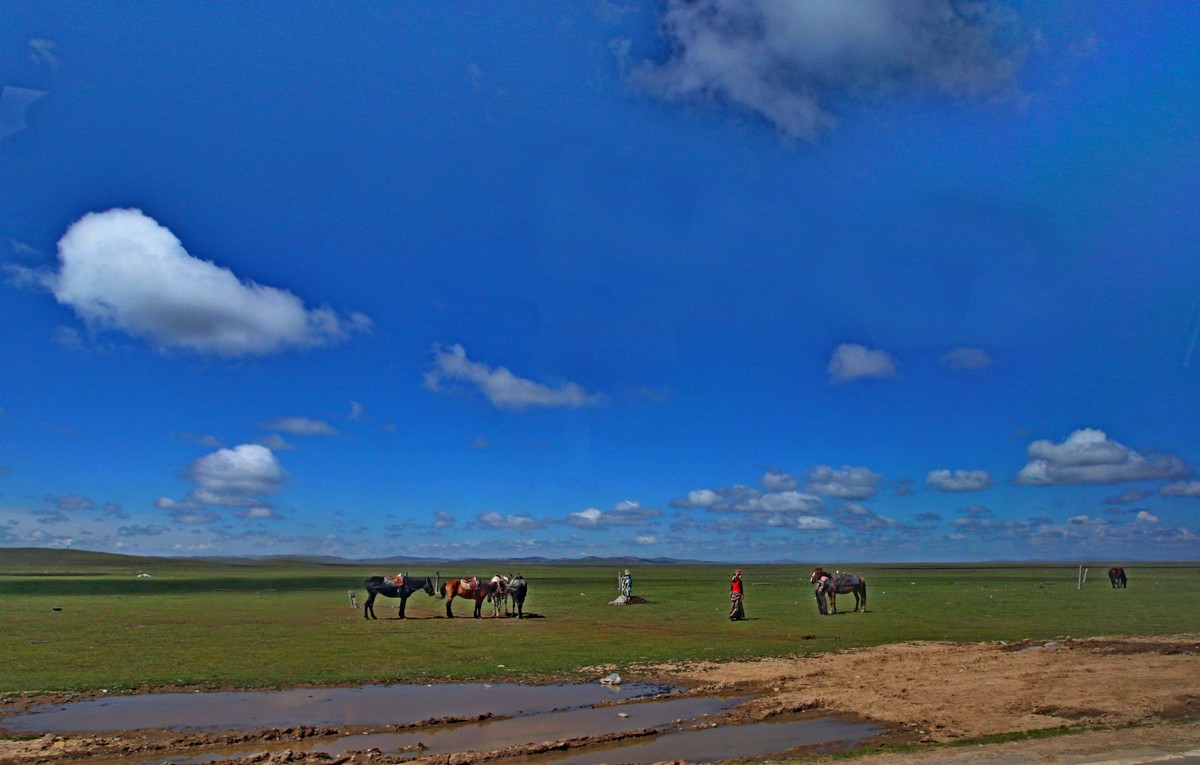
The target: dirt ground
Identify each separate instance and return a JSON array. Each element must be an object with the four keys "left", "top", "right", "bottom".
[{"left": 1, "top": 634, "right": 1197, "bottom": 765}]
